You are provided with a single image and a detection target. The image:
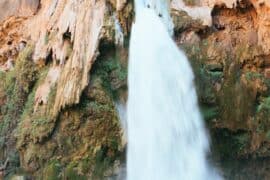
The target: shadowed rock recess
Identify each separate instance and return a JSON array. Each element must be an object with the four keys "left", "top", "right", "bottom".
[{"left": 0, "top": 0, "right": 270, "bottom": 179}]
